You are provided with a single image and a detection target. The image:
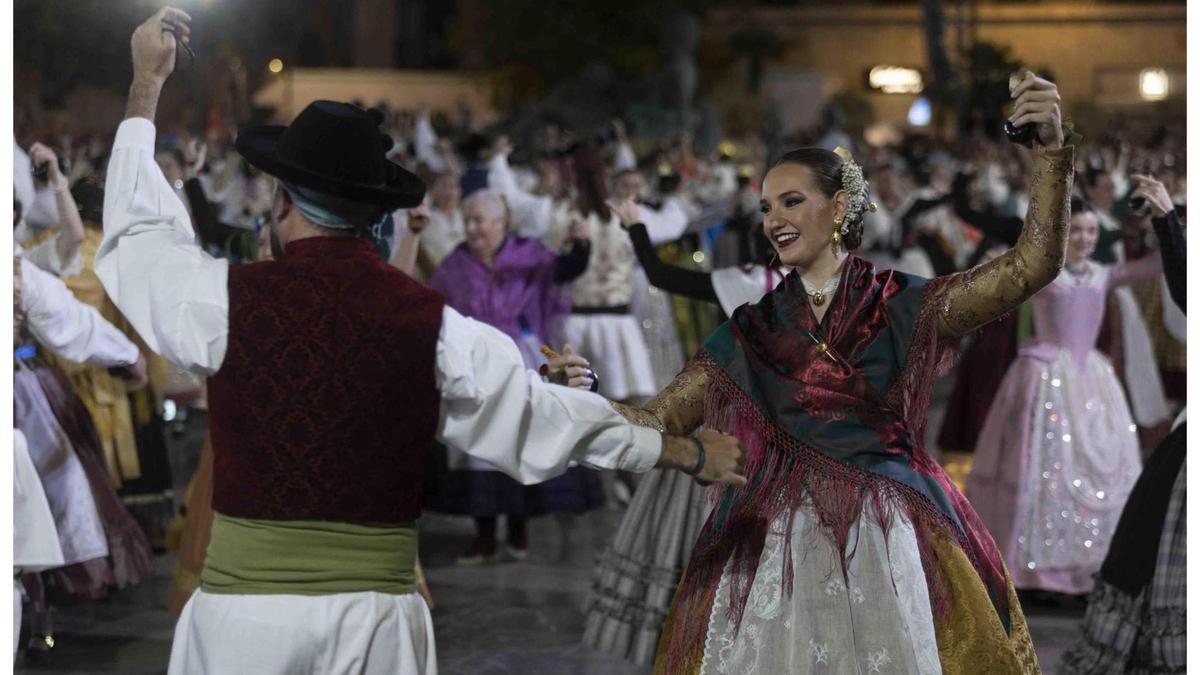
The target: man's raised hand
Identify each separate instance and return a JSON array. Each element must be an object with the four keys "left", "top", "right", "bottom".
[{"left": 131, "top": 7, "right": 192, "bottom": 85}]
